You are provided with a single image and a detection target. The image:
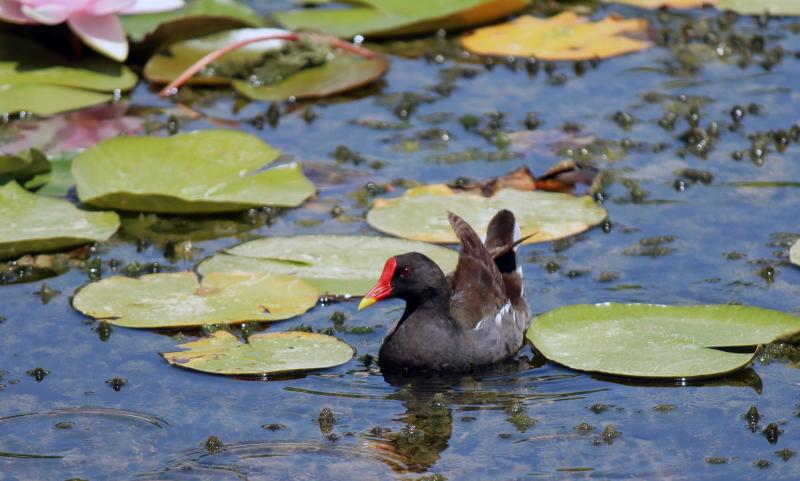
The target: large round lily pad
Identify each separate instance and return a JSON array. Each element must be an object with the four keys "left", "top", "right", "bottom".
[
  {"left": 71, "top": 130, "right": 315, "bottom": 213},
  {"left": 791, "top": 240, "right": 799, "bottom": 267},
  {"left": 161, "top": 330, "right": 354, "bottom": 376},
  {"left": 366, "top": 186, "right": 607, "bottom": 245},
  {"left": 197, "top": 235, "right": 458, "bottom": 296},
  {"left": 0, "top": 181, "right": 120, "bottom": 260},
  {"left": 73, "top": 271, "right": 318, "bottom": 329},
  {"left": 527, "top": 303, "right": 800, "bottom": 379},
  {"left": 144, "top": 28, "right": 388, "bottom": 101}
]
